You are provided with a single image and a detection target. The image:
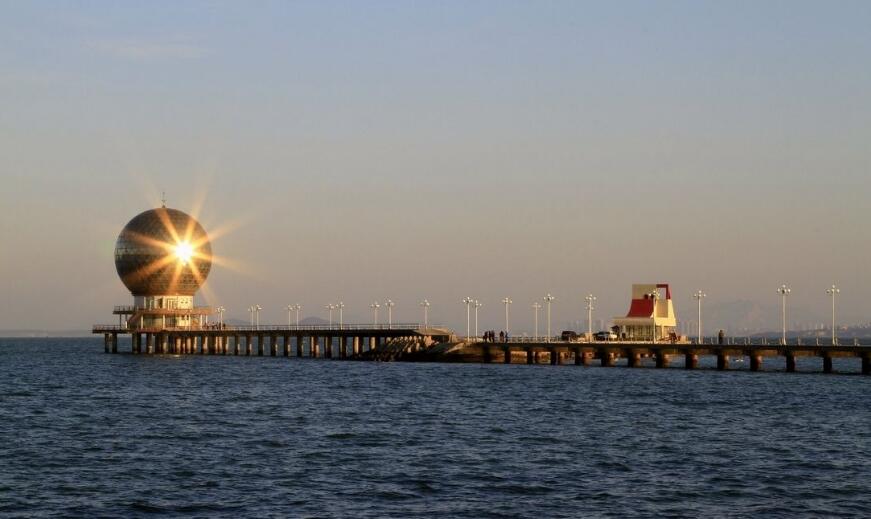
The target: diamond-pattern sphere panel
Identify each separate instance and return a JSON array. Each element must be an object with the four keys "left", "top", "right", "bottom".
[{"left": 114, "top": 208, "right": 212, "bottom": 296}]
